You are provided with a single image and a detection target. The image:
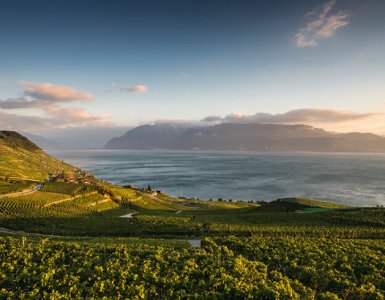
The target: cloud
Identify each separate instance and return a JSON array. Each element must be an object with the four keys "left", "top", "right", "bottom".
[
  {"left": 0, "top": 81, "right": 111, "bottom": 132},
  {"left": 0, "top": 109, "right": 111, "bottom": 132},
  {"left": 0, "top": 81, "right": 93, "bottom": 110},
  {"left": 0, "top": 111, "right": 55, "bottom": 131},
  {"left": 295, "top": 0, "right": 349, "bottom": 47},
  {"left": 123, "top": 85, "right": 148, "bottom": 93},
  {"left": 200, "top": 115, "right": 223, "bottom": 123},
  {"left": 107, "top": 83, "right": 148, "bottom": 93},
  {"left": 201, "top": 109, "right": 379, "bottom": 124},
  {"left": 21, "top": 81, "right": 93, "bottom": 102},
  {"left": 0, "top": 97, "right": 45, "bottom": 109},
  {"left": 44, "top": 106, "right": 111, "bottom": 124}
]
